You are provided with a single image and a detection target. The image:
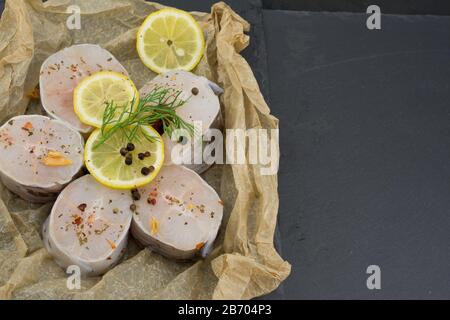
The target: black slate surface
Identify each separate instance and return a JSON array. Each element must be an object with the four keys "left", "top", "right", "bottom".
[
  {"left": 263, "top": 0, "right": 450, "bottom": 15},
  {"left": 263, "top": 9, "right": 450, "bottom": 299}
]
